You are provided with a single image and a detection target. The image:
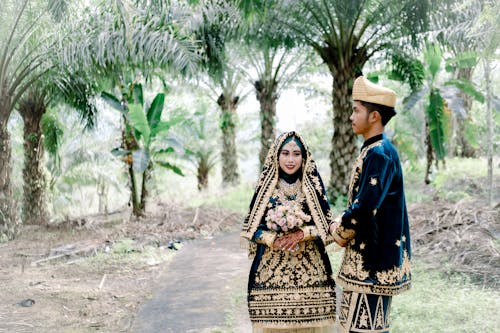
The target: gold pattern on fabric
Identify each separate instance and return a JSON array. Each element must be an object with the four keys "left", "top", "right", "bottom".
[
  {"left": 300, "top": 225, "right": 319, "bottom": 241},
  {"left": 339, "top": 290, "right": 392, "bottom": 333},
  {"left": 334, "top": 225, "right": 356, "bottom": 242},
  {"left": 347, "top": 141, "right": 383, "bottom": 205},
  {"left": 241, "top": 132, "right": 333, "bottom": 257},
  {"left": 249, "top": 240, "right": 336, "bottom": 329},
  {"left": 375, "top": 250, "right": 411, "bottom": 285},
  {"left": 336, "top": 247, "right": 412, "bottom": 296},
  {"left": 255, "top": 231, "right": 277, "bottom": 247}
]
